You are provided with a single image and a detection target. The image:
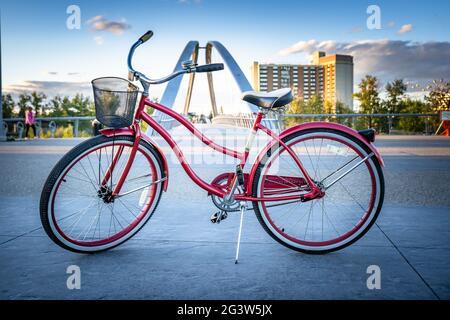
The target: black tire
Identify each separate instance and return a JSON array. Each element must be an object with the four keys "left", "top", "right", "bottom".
[
  {"left": 39, "top": 135, "right": 165, "bottom": 253},
  {"left": 252, "top": 128, "right": 385, "bottom": 254}
]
